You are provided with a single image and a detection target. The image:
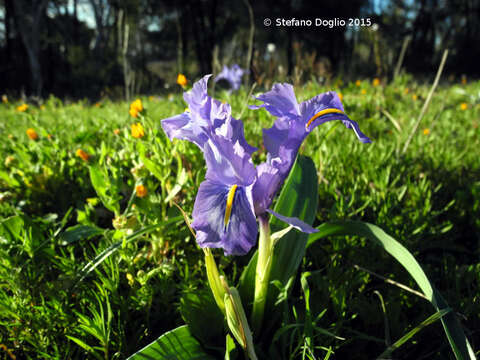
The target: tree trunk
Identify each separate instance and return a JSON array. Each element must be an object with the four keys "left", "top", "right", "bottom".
[{"left": 11, "top": 0, "right": 48, "bottom": 97}]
